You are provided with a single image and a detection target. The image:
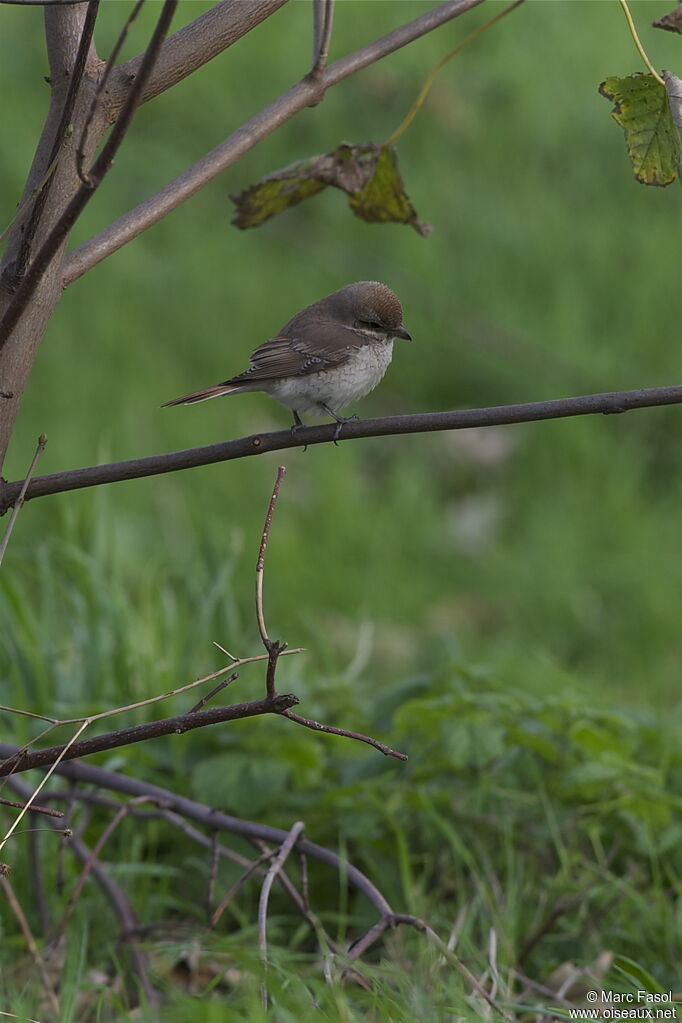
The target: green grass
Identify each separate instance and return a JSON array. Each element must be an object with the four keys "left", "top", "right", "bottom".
[{"left": 1, "top": 1, "right": 682, "bottom": 1018}]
